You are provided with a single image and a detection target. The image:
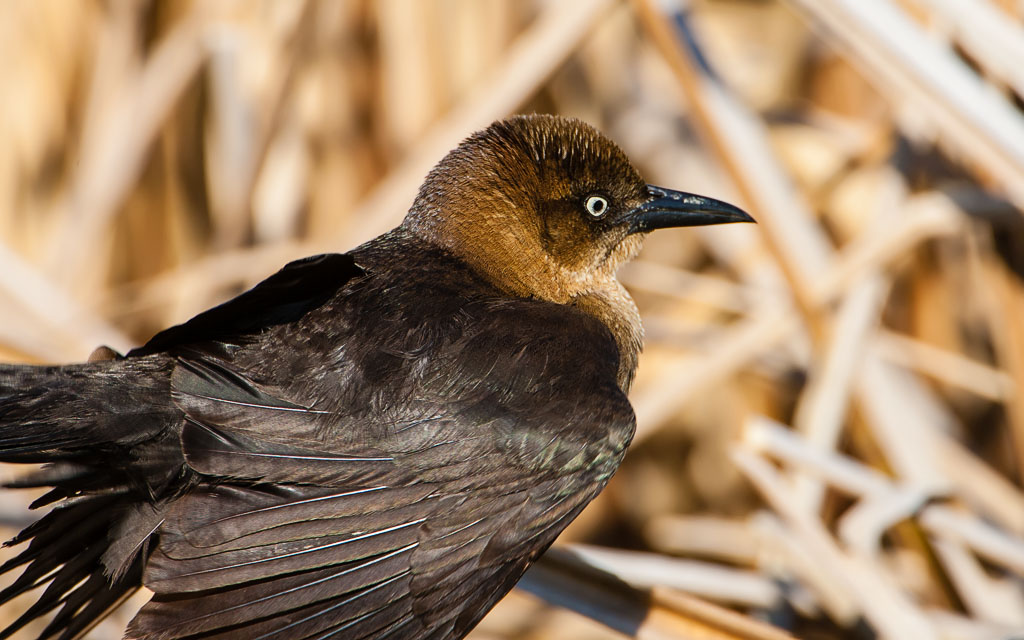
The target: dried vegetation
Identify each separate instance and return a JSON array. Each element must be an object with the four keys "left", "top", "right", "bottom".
[{"left": 1, "top": 1, "right": 1023, "bottom": 639}]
